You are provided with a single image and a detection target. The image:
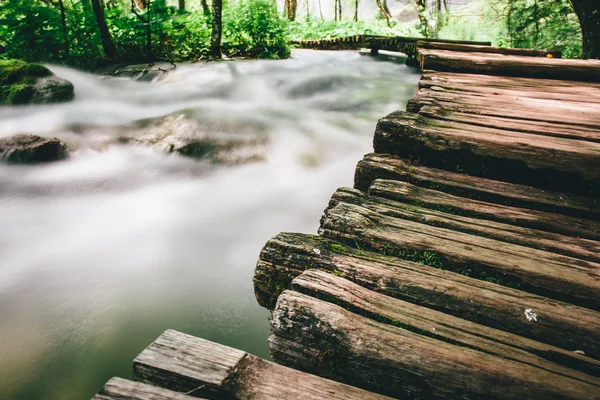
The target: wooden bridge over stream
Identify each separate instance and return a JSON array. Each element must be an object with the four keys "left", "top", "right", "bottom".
[{"left": 93, "top": 41, "right": 600, "bottom": 399}]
